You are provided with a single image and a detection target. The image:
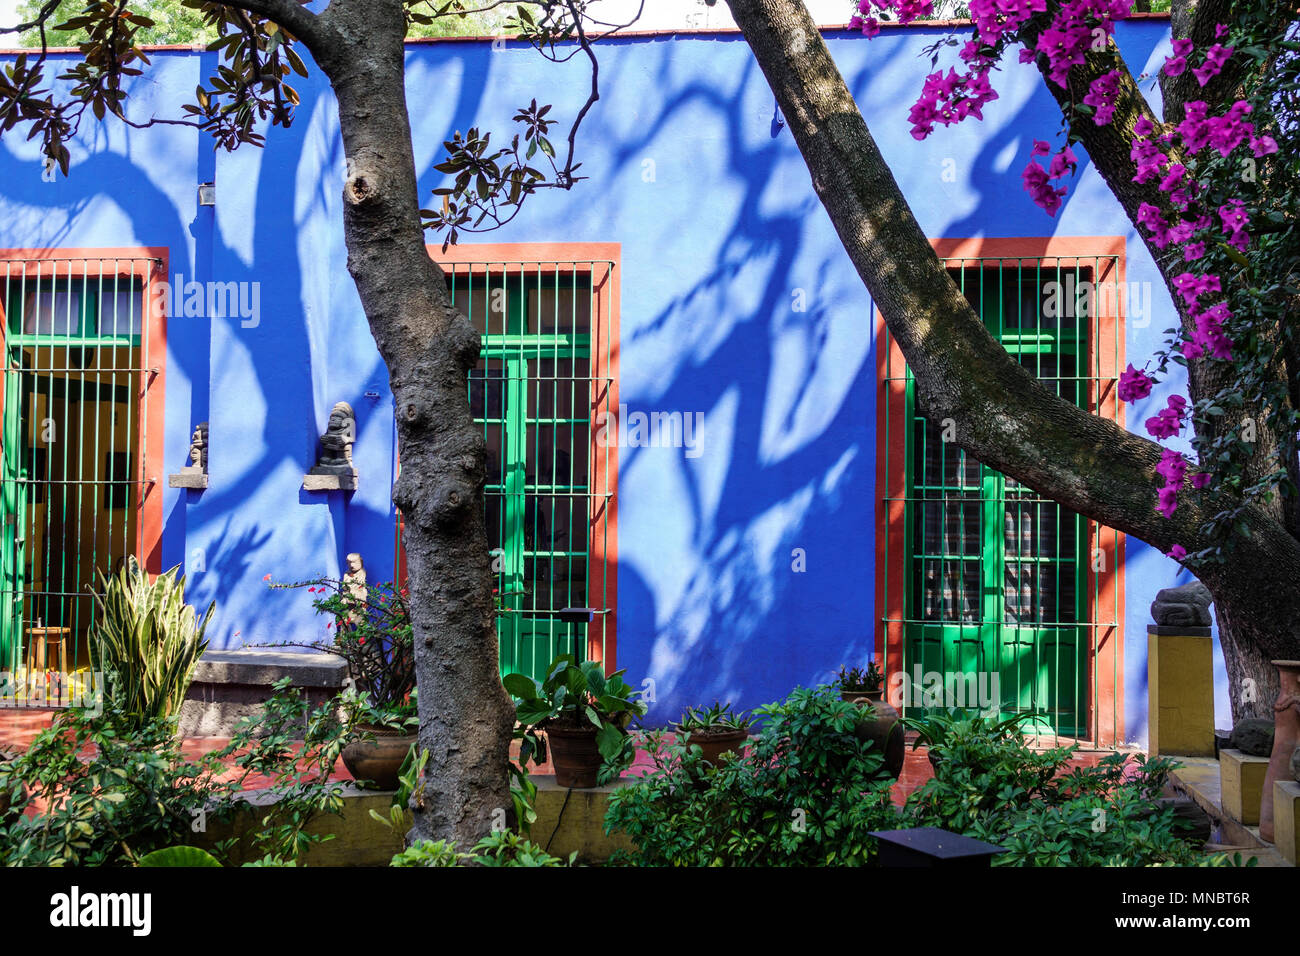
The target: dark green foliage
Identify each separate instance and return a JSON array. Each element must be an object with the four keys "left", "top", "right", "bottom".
[
  {"left": 604, "top": 685, "right": 899, "bottom": 866},
  {"left": 900, "top": 710, "right": 1226, "bottom": 866},
  {"left": 0, "top": 678, "right": 348, "bottom": 866}
]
